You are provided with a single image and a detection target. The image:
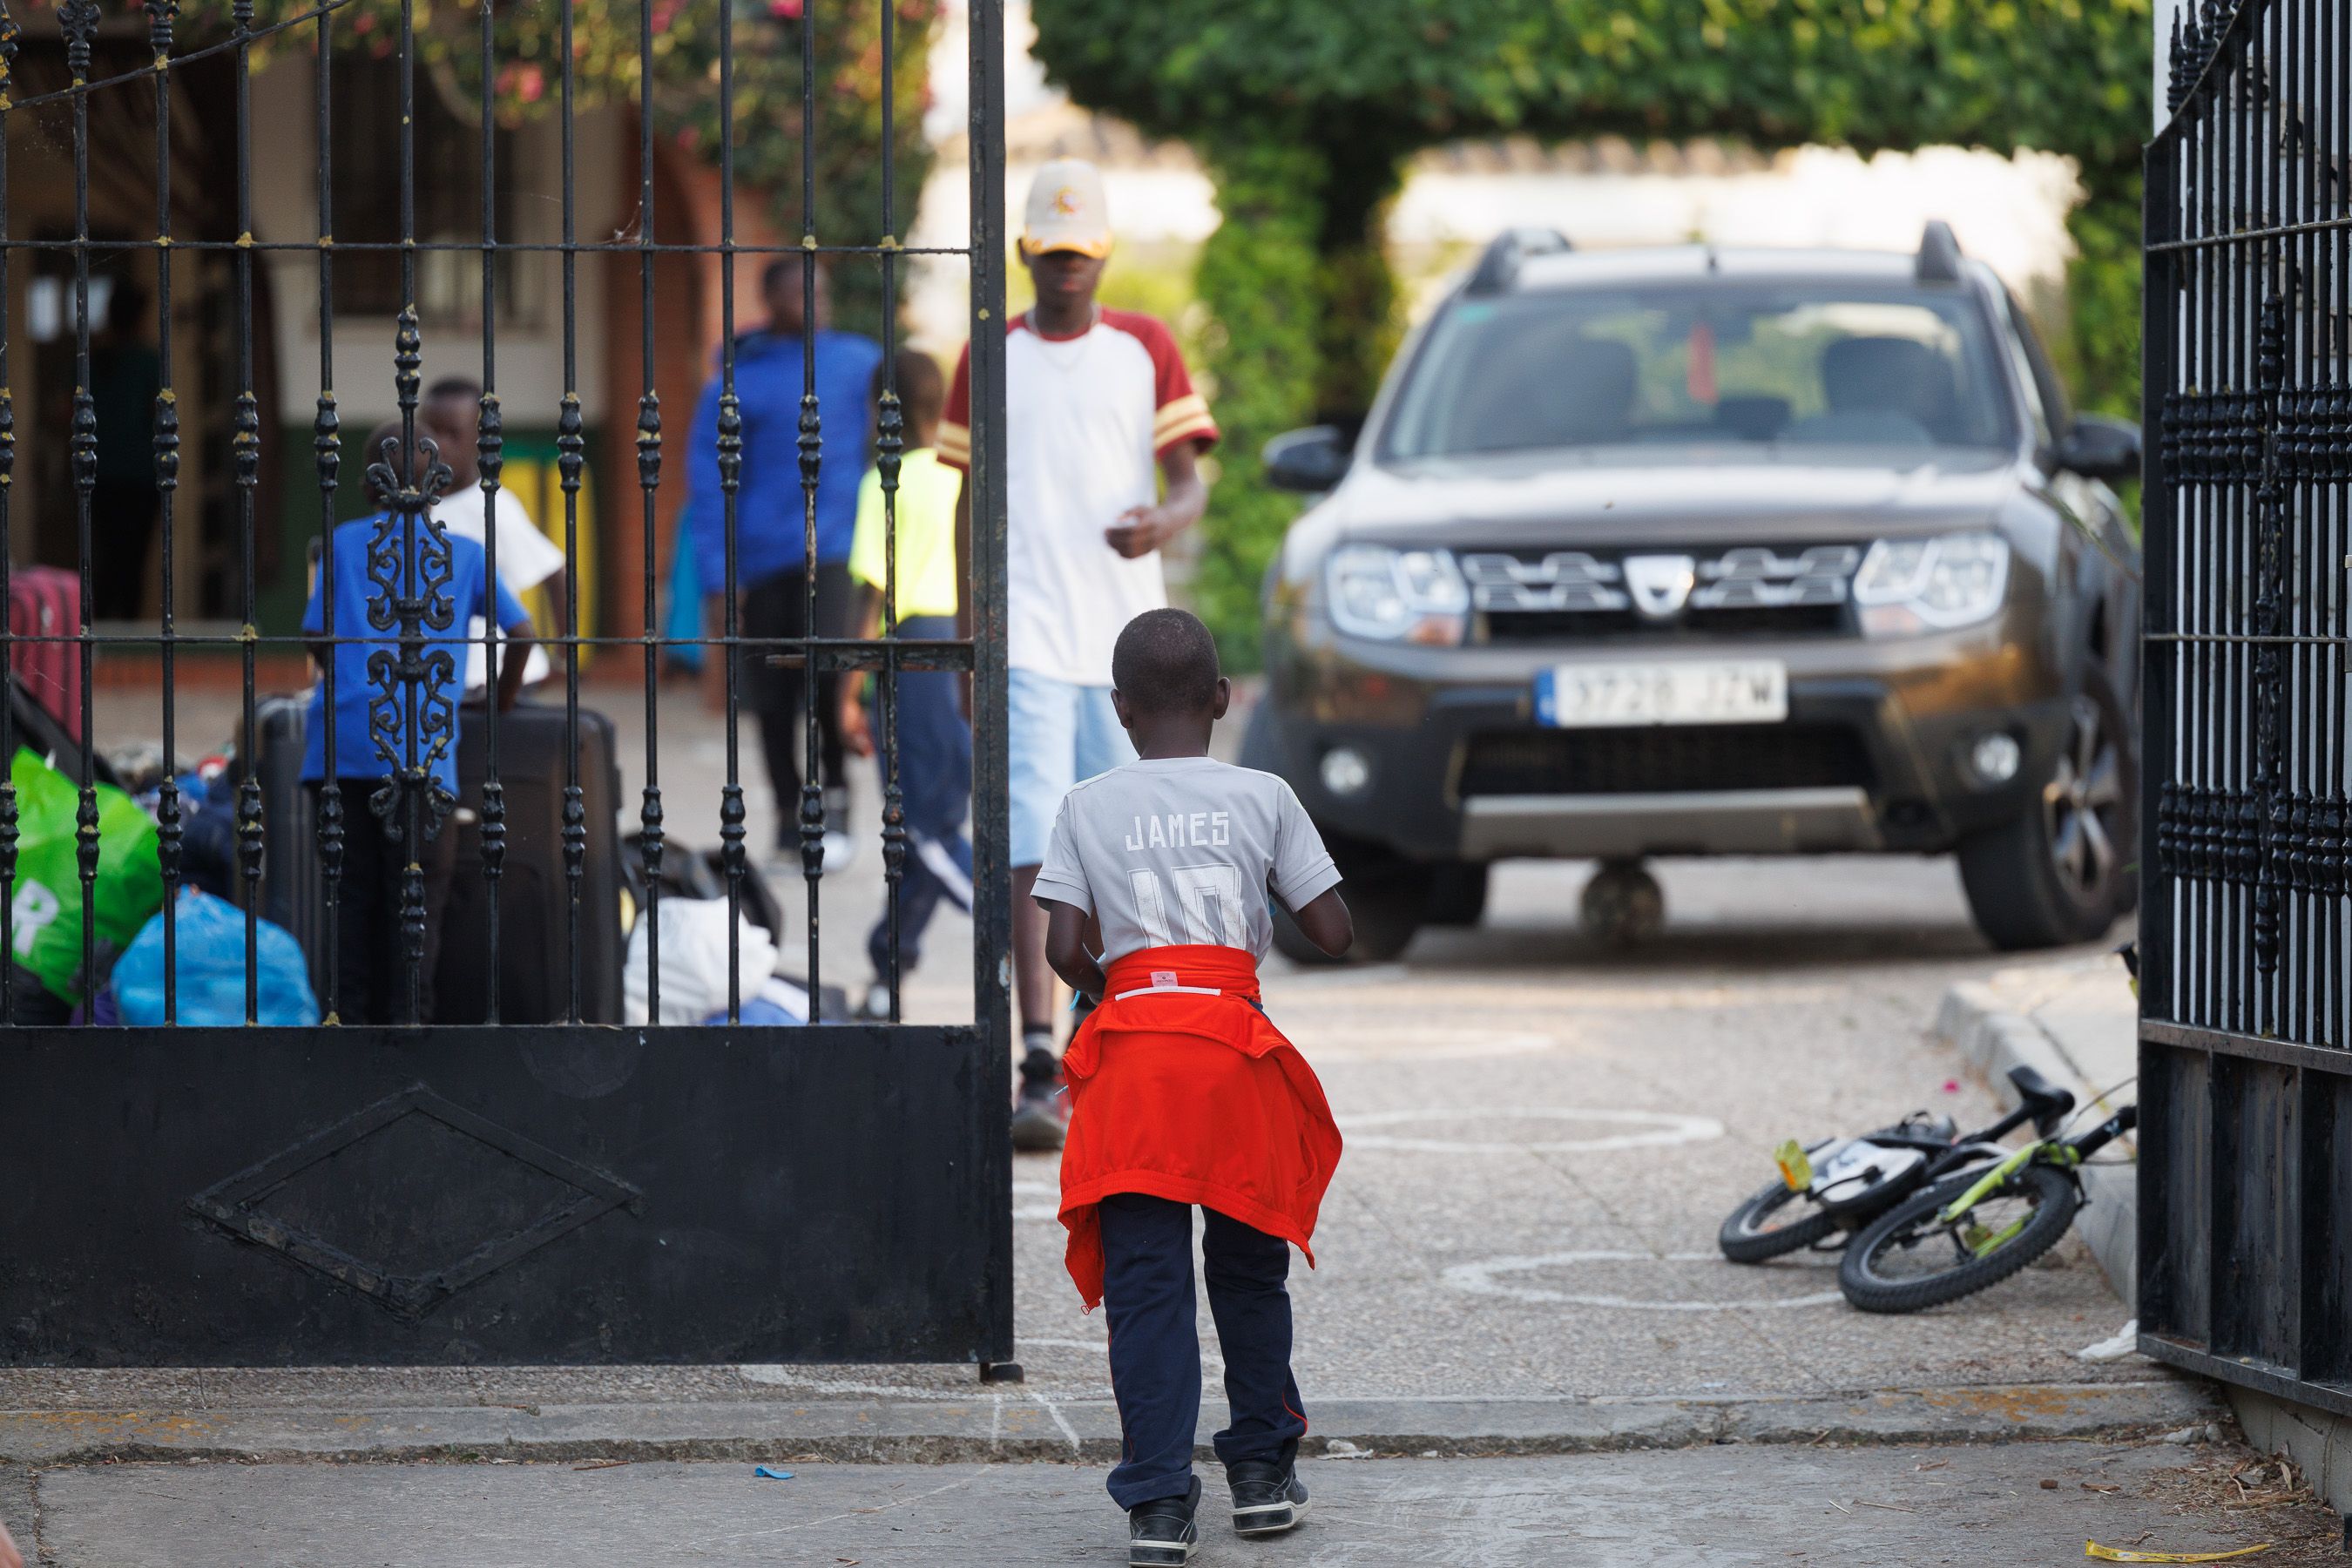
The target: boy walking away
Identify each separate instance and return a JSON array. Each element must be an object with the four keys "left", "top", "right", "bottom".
[
  {"left": 302, "top": 419, "right": 535, "bottom": 1024},
  {"left": 422, "top": 377, "right": 567, "bottom": 694},
  {"left": 1033, "top": 609, "right": 1353, "bottom": 1565},
  {"left": 941, "top": 157, "right": 1218, "bottom": 1150},
  {"left": 839, "top": 351, "right": 970, "bottom": 1019}
]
